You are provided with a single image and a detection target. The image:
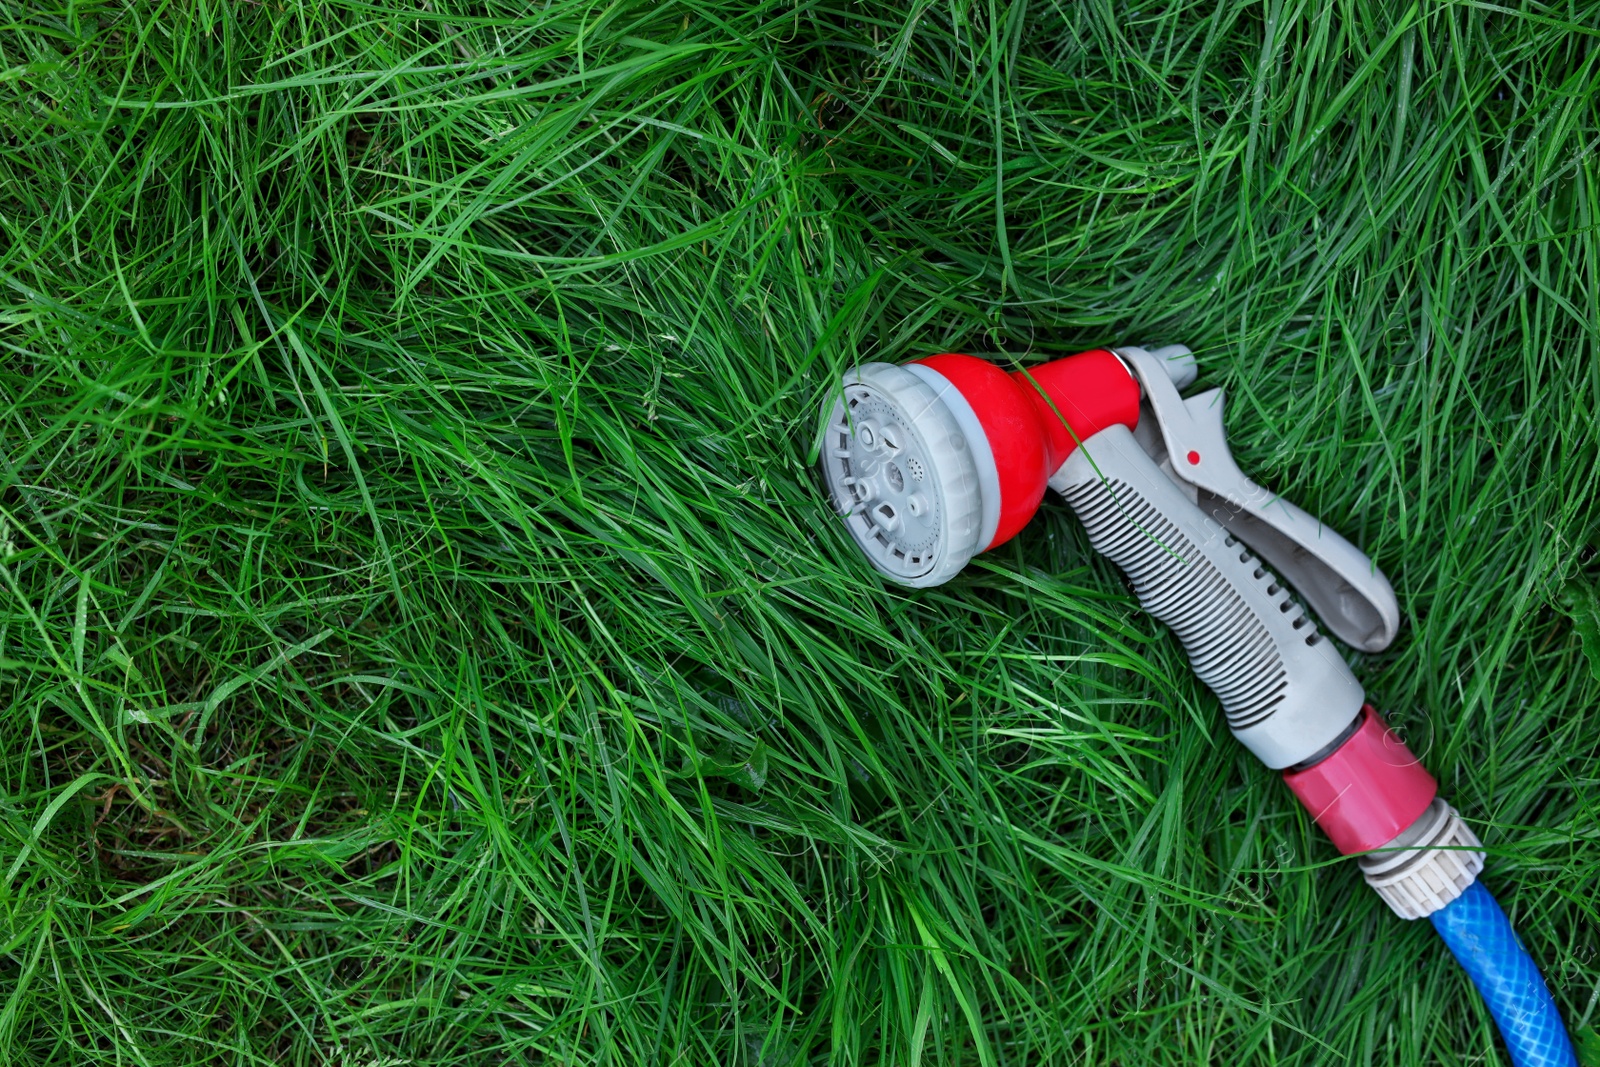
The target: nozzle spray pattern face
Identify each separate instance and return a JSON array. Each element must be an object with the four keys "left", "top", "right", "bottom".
[{"left": 820, "top": 363, "right": 986, "bottom": 587}]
